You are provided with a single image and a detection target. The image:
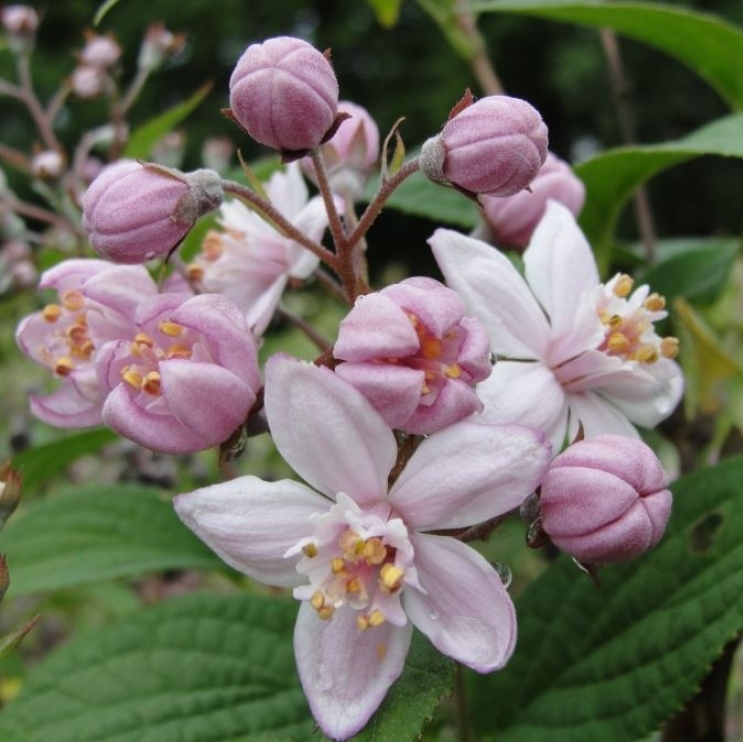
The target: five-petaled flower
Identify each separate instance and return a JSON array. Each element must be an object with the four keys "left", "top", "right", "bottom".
[
  {"left": 175, "top": 354, "right": 550, "bottom": 741},
  {"left": 431, "top": 201, "right": 683, "bottom": 451}
]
